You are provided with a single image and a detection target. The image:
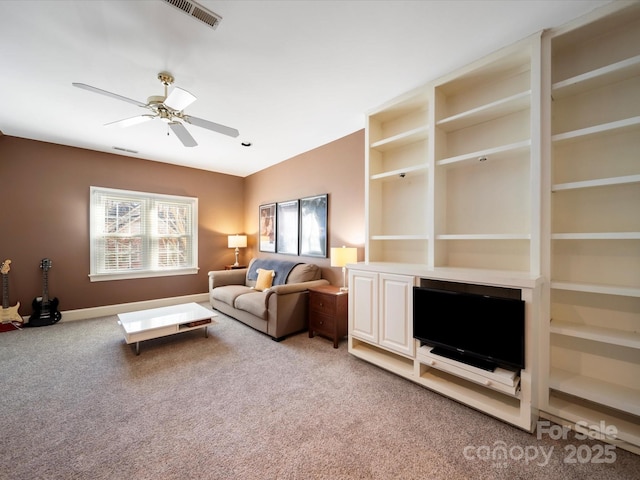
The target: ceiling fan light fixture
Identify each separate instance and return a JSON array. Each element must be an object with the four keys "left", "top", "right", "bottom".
[{"left": 73, "top": 72, "right": 238, "bottom": 147}]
